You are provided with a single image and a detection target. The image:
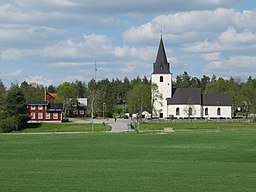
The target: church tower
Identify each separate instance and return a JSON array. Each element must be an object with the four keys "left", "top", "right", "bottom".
[{"left": 151, "top": 37, "right": 172, "bottom": 118}]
